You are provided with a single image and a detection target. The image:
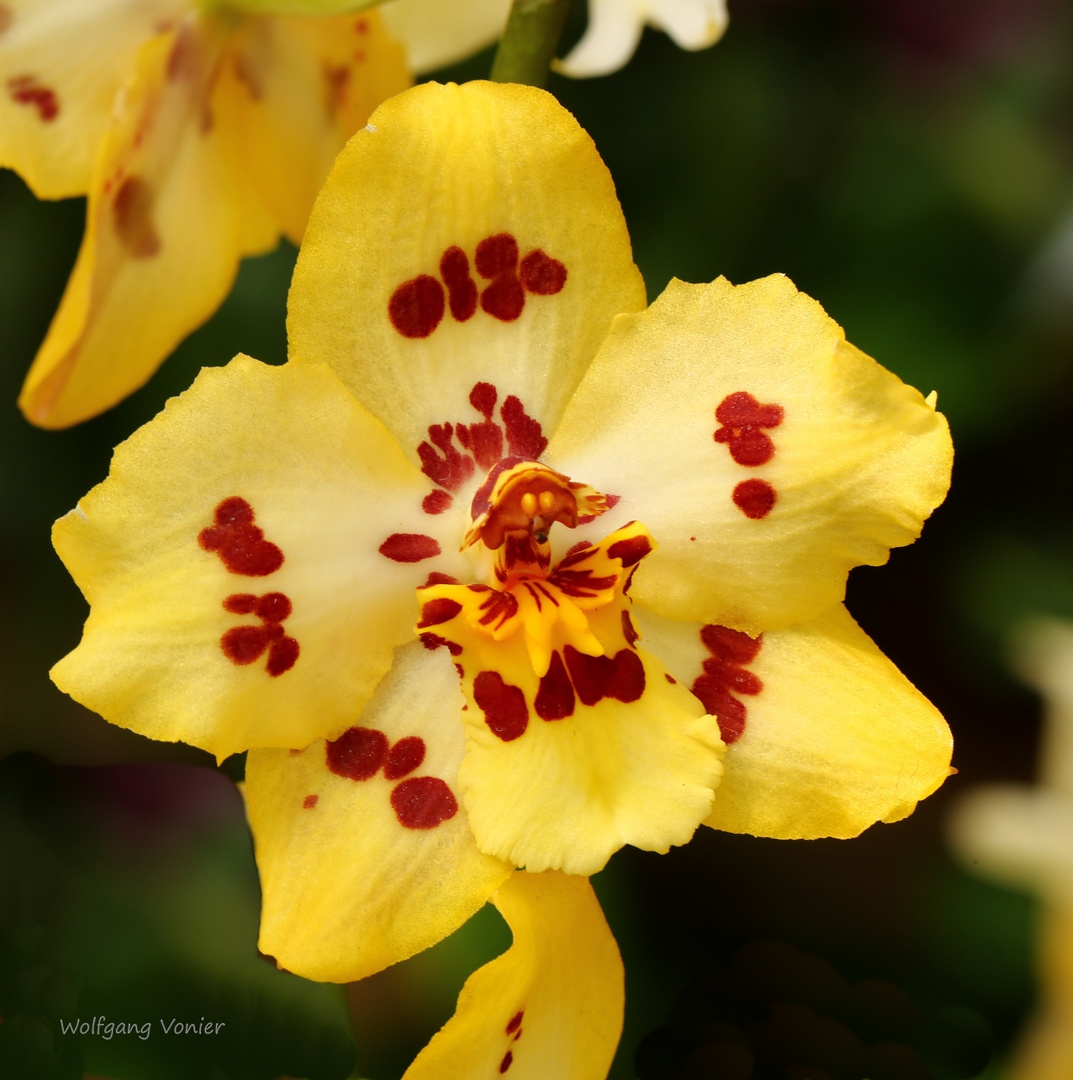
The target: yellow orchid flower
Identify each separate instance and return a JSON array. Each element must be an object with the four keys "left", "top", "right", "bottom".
[
  {"left": 0, "top": 0, "right": 410, "bottom": 429},
  {"left": 557, "top": 0, "right": 728, "bottom": 77},
  {"left": 49, "top": 81, "right": 952, "bottom": 1070}
]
